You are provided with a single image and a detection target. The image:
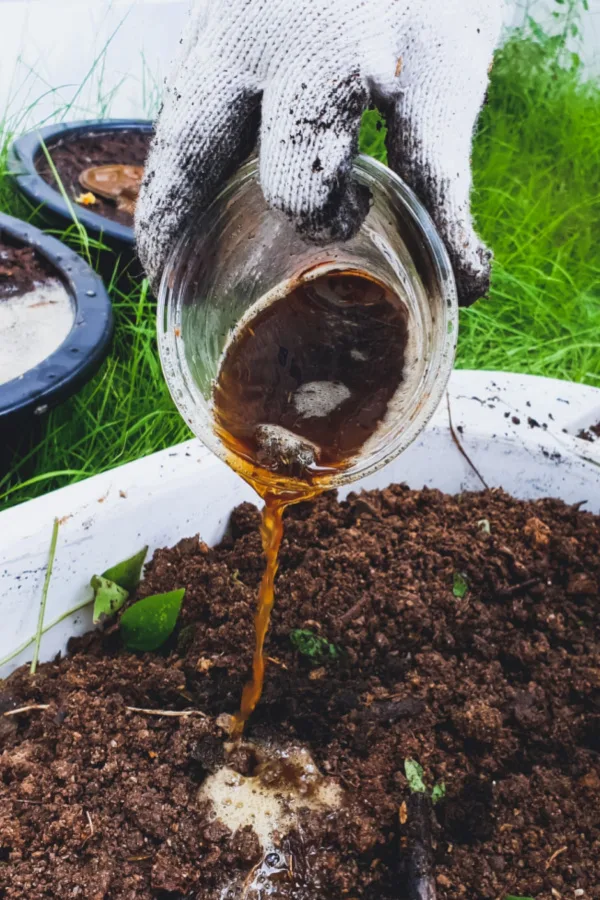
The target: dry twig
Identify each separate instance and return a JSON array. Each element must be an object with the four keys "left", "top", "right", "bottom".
[
  {"left": 446, "top": 394, "right": 489, "bottom": 490},
  {"left": 404, "top": 793, "right": 437, "bottom": 900},
  {"left": 546, "top": 846, "right": 567, "bottom": 869},
  {"left": 125, "top": 706, "right": 206, "bottom": 718},
  {"left": 81, "top": 810, "right": 95, "bottom": 847},
  {"left": 338, "top": 596, "right": 369, "bottom": 625},
  {"left": 3, "top": 704, "right": 50, "bottom": 717}
]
